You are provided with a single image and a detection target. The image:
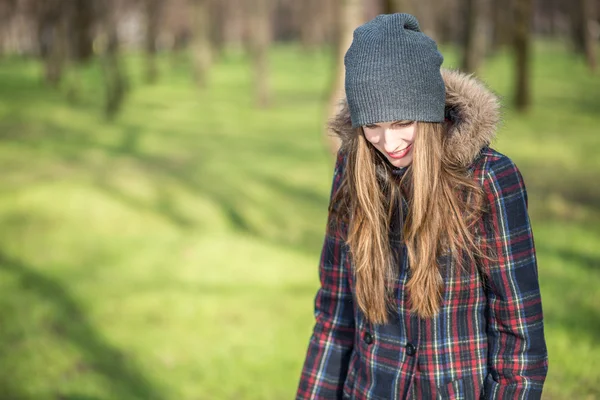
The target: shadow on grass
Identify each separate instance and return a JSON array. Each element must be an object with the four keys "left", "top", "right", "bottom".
[
  {"left": 4, "top": 112, "right": 330, "bottom": 252},
  {"left": 0, "top": 57, "right": 328, "bottom": 254},
  {"left": 520, "top": 163, "right": 600, "bottom": 213},
  {"left": 537, "top": 243, "right": 600, "bottom": 345},
  {"left": 0, "top": 251, "right": 164, "bottom": 400},
  {"left": 549, "top": 248, "right": 600, "bottom": 271}
]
